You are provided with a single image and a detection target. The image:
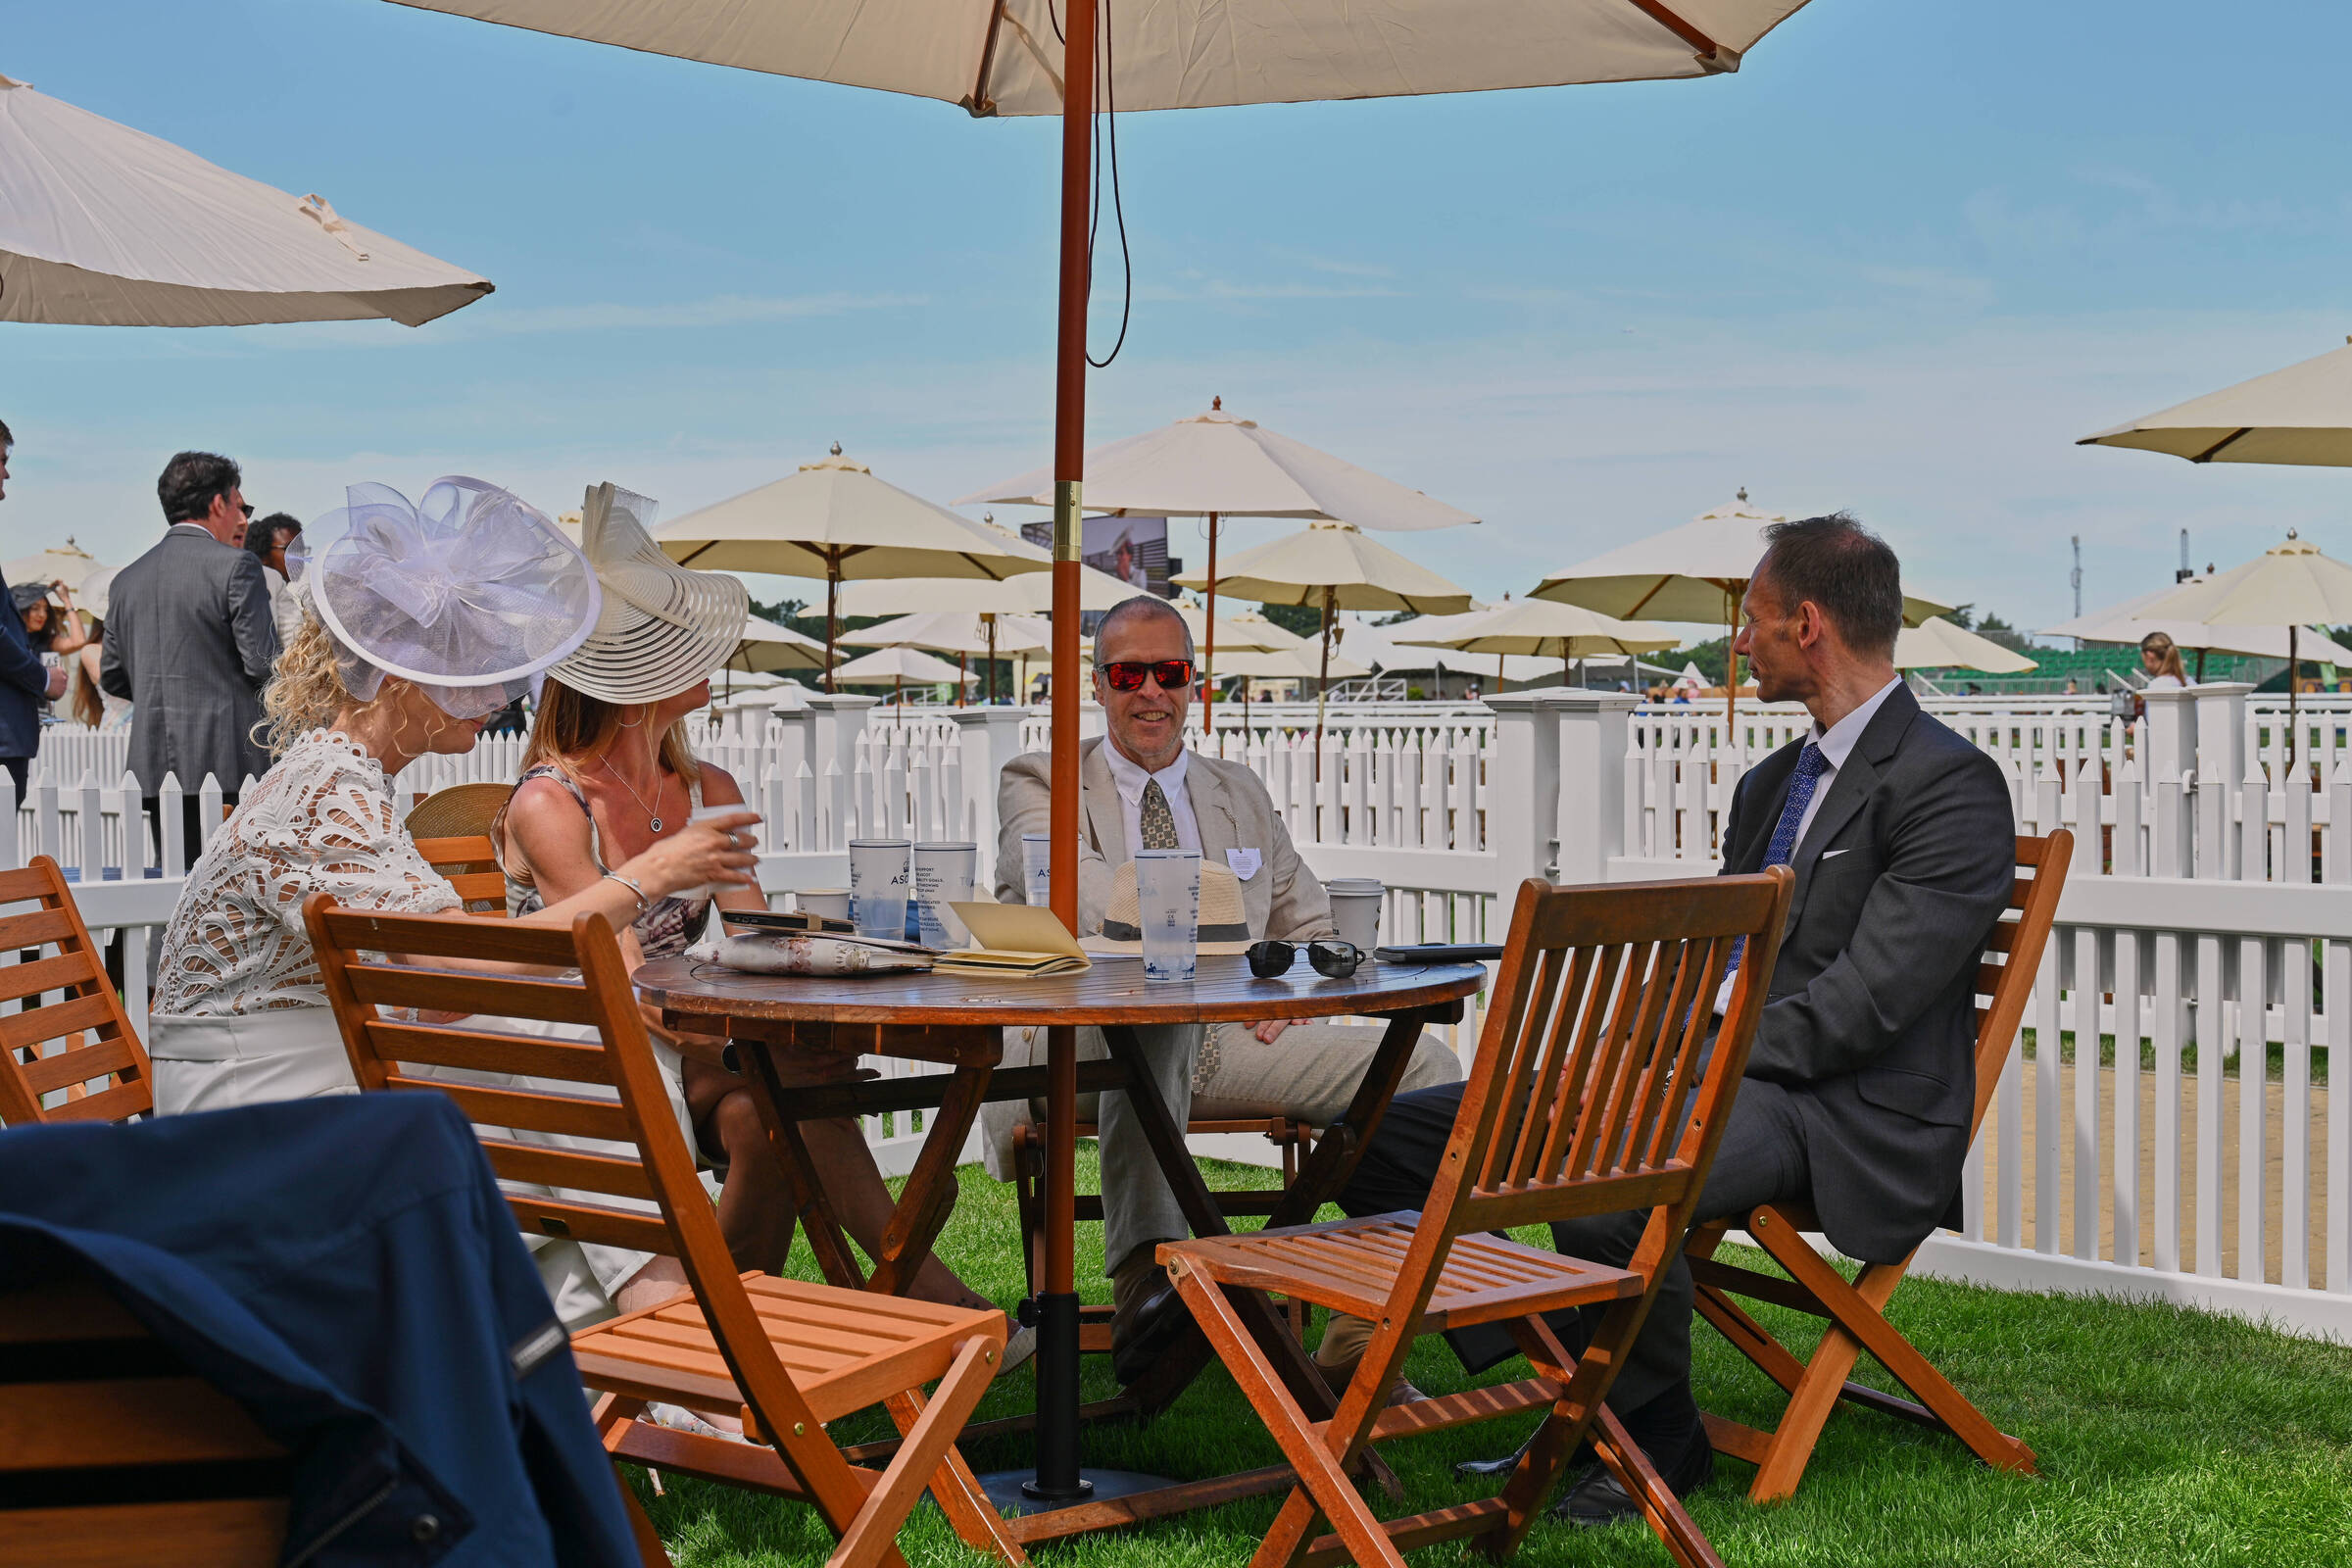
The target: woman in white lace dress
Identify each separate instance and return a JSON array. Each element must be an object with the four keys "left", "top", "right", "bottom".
[{"left": 147, "top": 477, "right": 758, "bottom": 1117}]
